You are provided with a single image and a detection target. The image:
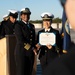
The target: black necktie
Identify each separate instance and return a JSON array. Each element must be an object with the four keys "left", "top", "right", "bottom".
[
  {"left": 46, "top": 30, "right": 48, "bottom": 32},
  {"left": 27, "top": 24, "right": 30, "bottom": 29}
]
